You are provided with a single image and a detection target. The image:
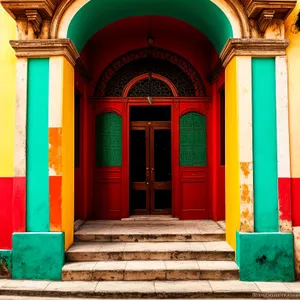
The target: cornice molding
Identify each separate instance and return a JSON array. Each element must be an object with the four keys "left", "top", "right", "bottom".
[
  {"left": 9, "top": 38, "right": 91, "bottom": 81},
  {"left": 220, "top": 38, "right": 289, "bottom": 67},
  {"left": 245, "top": 0, "right": 297, "bottom": 19},
  {"left": 9, "top": 38, "right": 79, "bottom": 66},
  {"left": 1, "top": 0, "right": 57, "bottom": 19}
]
